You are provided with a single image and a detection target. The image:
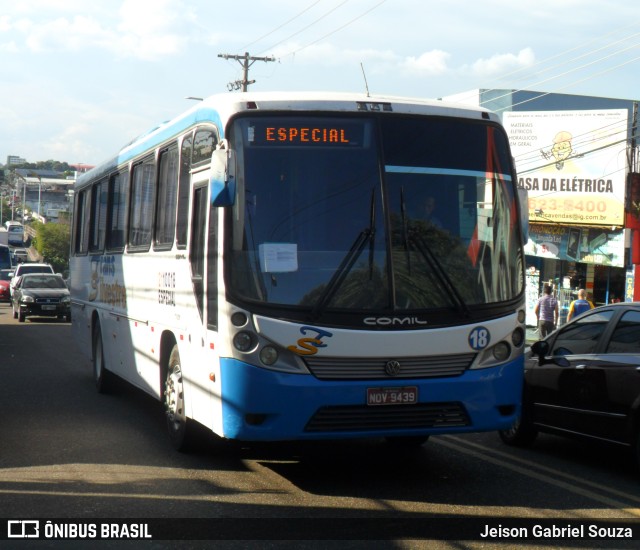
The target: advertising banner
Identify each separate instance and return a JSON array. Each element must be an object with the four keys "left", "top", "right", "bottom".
[
  {"left": 524, "top": 223, "right": 625, "bottom": 267},
  {"left": 504, "top": 109, "right": 628, "bottom": 227}
]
